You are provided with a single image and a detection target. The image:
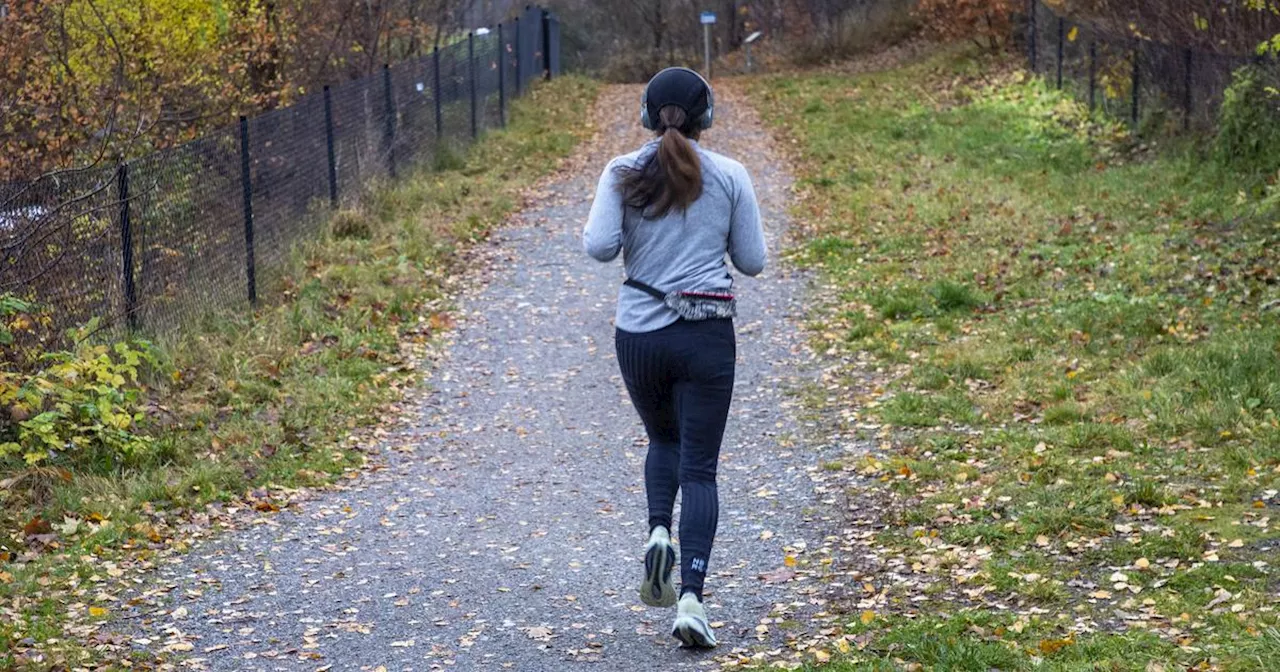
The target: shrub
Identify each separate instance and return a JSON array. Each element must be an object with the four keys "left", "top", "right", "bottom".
[
  {"left": 1214, "top": 64, "right": 1280, "bottom": 178},
  {"left": 1, "top": 320, "right": 163, "bottom": 469},
  {"left": 790, "top": 1, "right": 921, "bottom": 65},
  {"left": 0, "top": 294, "right": 33, "bottom": 347},
  {"left": 915, "top": 0, "right": 1017, "bottom": 51},
  {"left": 330, "top": 209, "right": 374, "bottom": 241}
]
